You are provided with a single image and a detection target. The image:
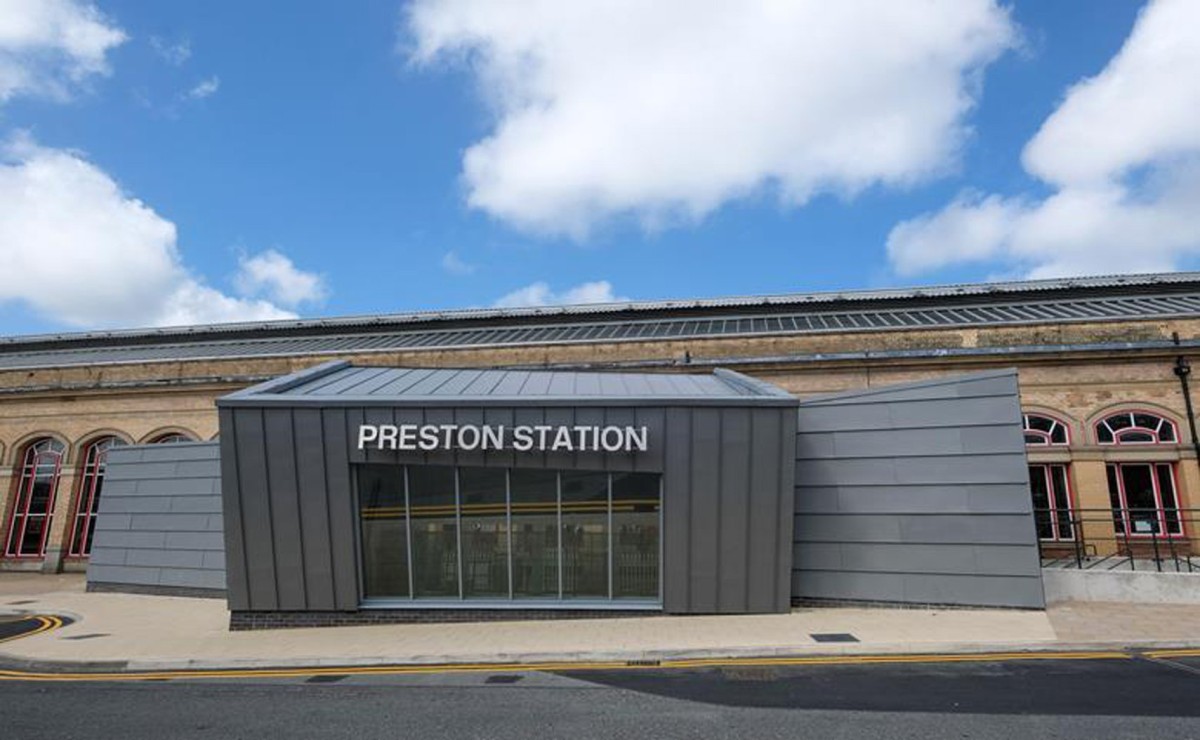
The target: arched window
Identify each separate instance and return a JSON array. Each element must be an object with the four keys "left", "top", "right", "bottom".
[
  {"left": 1095, "top": 411, "right": 1177, "bottom": 445},
  {"left": 1096, "top": 411, "right": 1185, "bottom": 538},
  {"left": 4, "top": 438, "right": 66, "bottom": 558},
  {"left": 150, "top": 432, "right": 194, "bottom": 444},
  {"left": 1023, "top": 413, "right": 1069, "bottom": 446},
  {"left": 67, "top": 437, "right": 127, "bottom": 557},
  {"left": 1022, "top": 413, "right": 1073, "bottom": 541}
]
